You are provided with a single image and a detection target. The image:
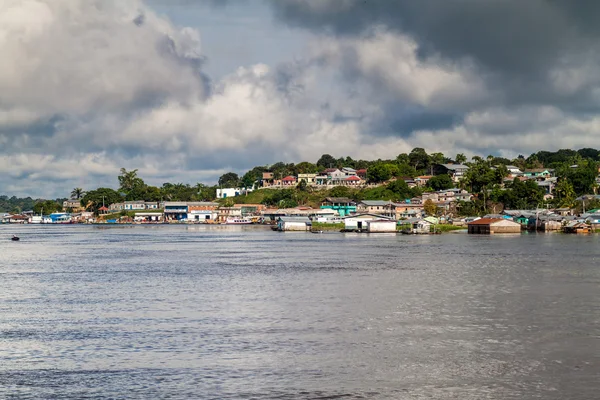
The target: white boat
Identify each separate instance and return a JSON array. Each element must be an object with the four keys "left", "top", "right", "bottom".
[{"left": 223, "top": 217, "right": 253, "bottom": 225}]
